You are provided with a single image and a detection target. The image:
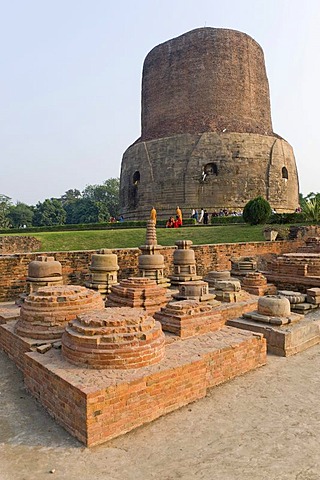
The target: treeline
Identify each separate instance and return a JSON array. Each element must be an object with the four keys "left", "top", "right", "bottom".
[{"left": 0, "top": 178, "right": 120, "bottom": 228}]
